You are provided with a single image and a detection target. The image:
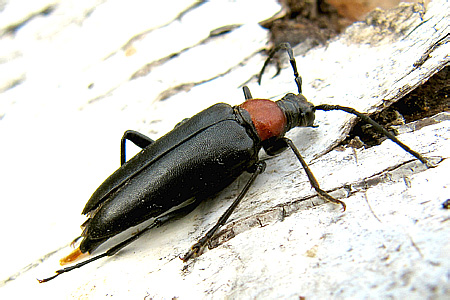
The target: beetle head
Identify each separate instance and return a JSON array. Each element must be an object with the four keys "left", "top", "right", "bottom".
[{"left": 276, "top": 93, "right": 315, "bottom": 133}]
